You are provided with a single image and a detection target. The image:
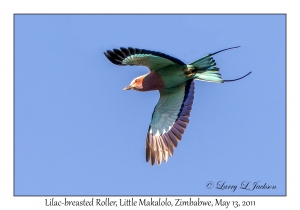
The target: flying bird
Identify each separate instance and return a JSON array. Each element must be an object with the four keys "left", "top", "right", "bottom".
[{"left": 104, "top": 47, "right": 251, "bottom": 166}]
